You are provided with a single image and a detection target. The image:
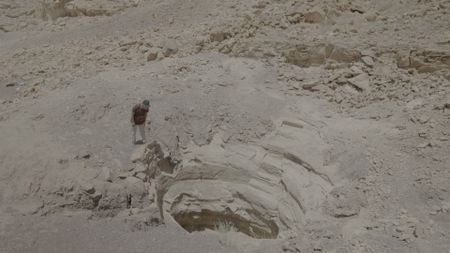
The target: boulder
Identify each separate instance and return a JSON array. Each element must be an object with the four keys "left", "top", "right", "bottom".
[
  {"left": 347, "top": 73, "right": 370, "bottom": 91},
  {"left": 284, "top": 45, "right": 326, "bottom": 67},
  {"left": 210, "top": 31, "right": 231, "bottom": 42},
  {"left": 286, "top": 12, "right": 303, "bottom": 24},
  {"left": 361, "top": 56, "right": 374, "bottom": 67},
  {"left": 157, "top": 51, "right": 165, "bottom": 60},
  {"left": 396, "top": 51, "right": 411, "bottom": 68},
  {"left": 328, "top": 46, "right": 361, "bottom": 63},
  {"left": 146, "top": 48, "right": 160, "bottom": 61},
  {"left": 304, "top": 11, "right": 324, "bottom": 24},
  {"left": 75, "top": 150, "right": 91, "bottom": 160},
  {"left": 253, "top": 1, "right": 268, "bottom": 9},
  {"left": 364, "top": 13, "right": 378, "bottom": 22},
  {"left": 302, "top": 80, "right": 321, "bottom": 91}
]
